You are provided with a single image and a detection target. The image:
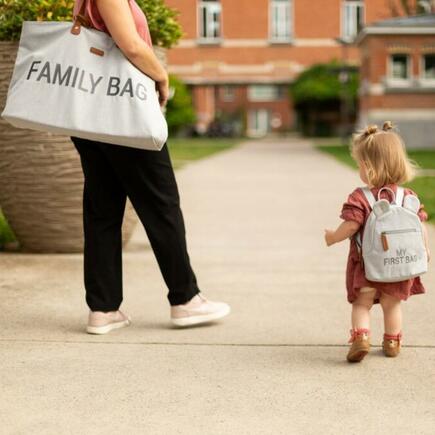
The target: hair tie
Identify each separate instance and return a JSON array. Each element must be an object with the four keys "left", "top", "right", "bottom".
[
  {"left": 364, "top": 125, "right": 378, "bottom": 136},
  {"left": 383, "top": 121, "right": 393, "bottom": 131}
]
